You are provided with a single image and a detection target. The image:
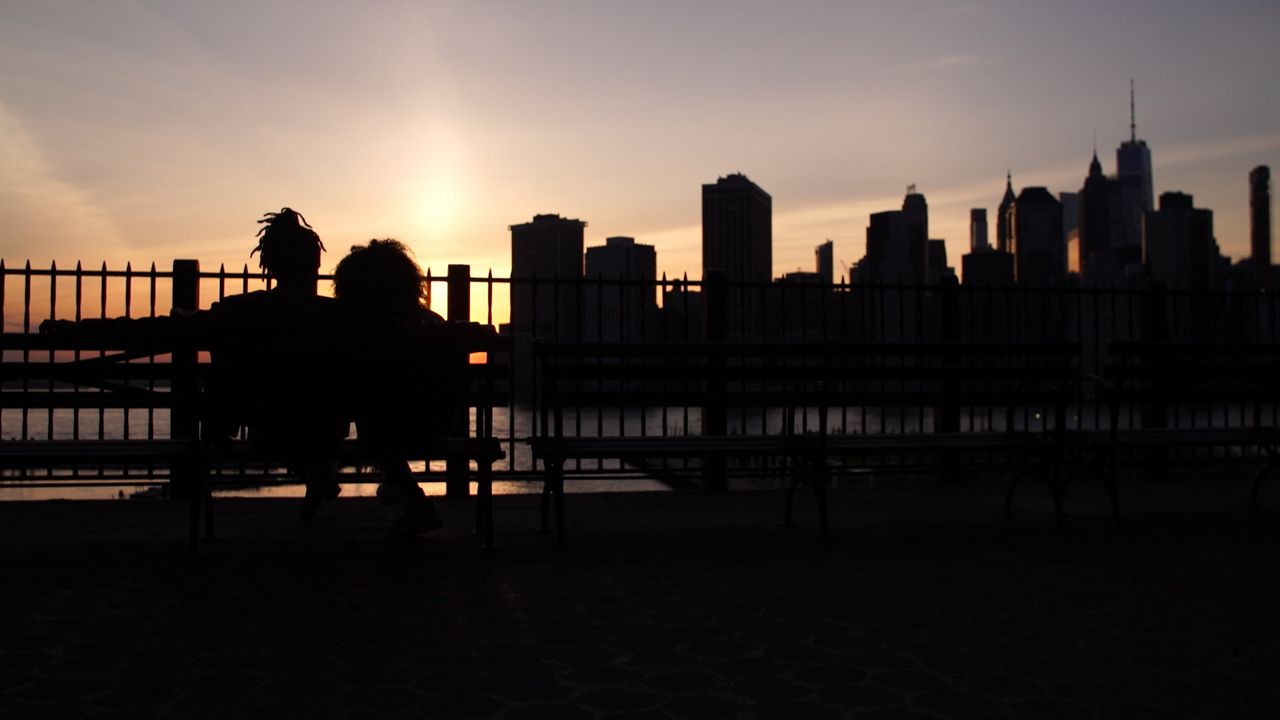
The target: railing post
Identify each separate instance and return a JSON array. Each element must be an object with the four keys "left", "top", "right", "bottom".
[
  {"left": 935, "top": 276, "right": 961, "bottom": 434},
  {"left": 703, "top": 270, "right": 728, "bottom": 492},
  {"left": 170, "top": 259, "right": 200, "bottom": 499},
  {"left": 446, "top": 264, "right": 471, "bottom": 499}
]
